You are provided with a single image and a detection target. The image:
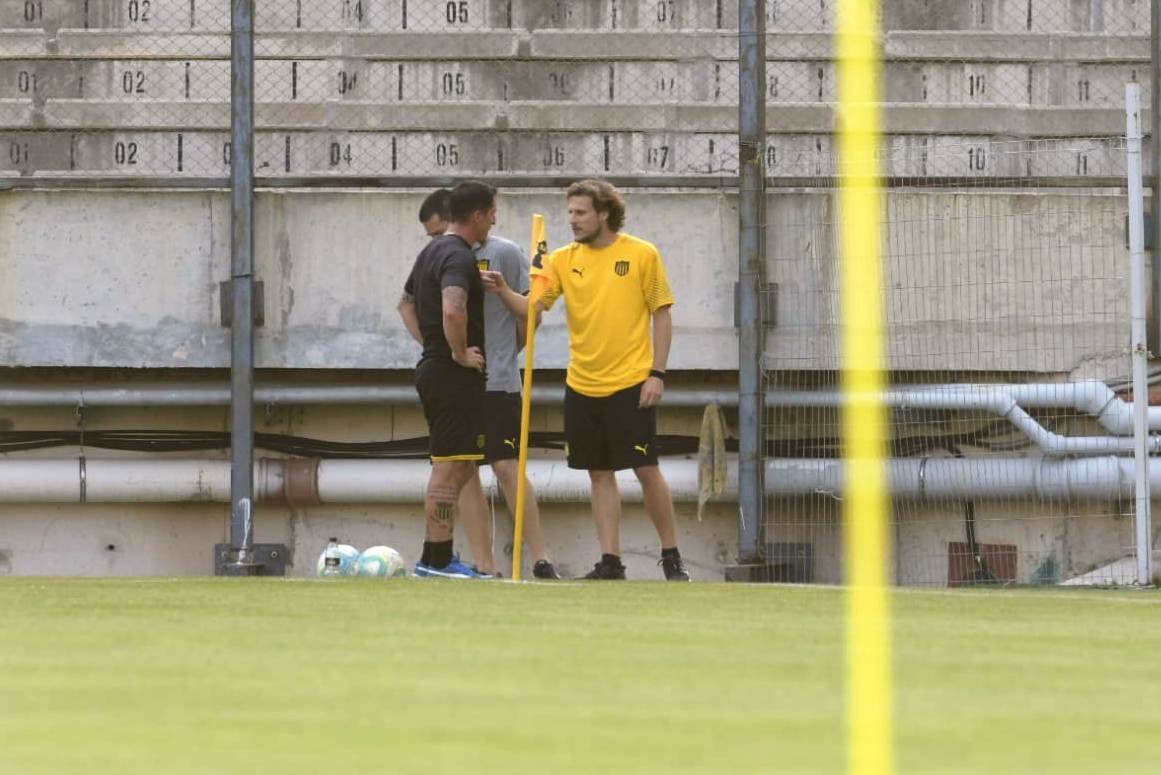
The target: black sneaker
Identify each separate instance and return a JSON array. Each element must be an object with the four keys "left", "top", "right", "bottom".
[
  {"left": 583, "top": 557, "right": 627, "bottom": 580},
  {"left": 659, "top": 554, "right": 691, "bottom": 582},
  {"left": 532, "top": 559, "right": 562, "bottom": 580}
]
